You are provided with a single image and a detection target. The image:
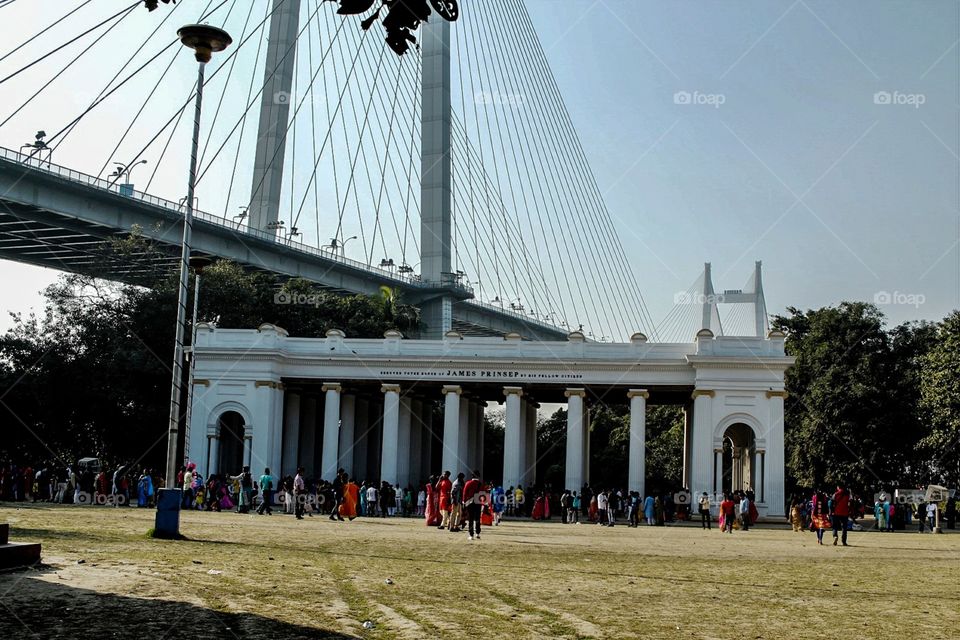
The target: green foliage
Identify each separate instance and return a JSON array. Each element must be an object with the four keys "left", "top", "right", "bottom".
[
  {"left": 0, "top": 261, "right": 420, "bottom": 467},
  {"left": 772, "top": 302, "right": 941, "bottom": 494},
  {"left": 919, "top": 311, "right": 960, "bottom": 485}
]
